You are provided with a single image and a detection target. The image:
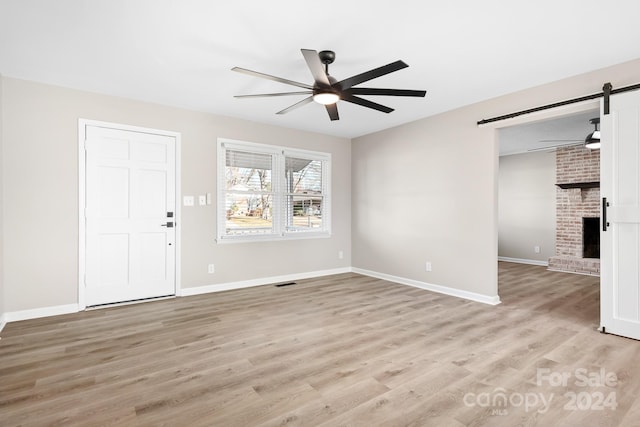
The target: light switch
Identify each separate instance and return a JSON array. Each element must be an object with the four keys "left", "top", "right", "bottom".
[
  {"left": 183, "top": 196, "right": 194, "bottom": 206},
  {"left": 206, "top": 193, "right": 212, "bottom": 205},
  {"left": 198, "top": 195, "right": 206, "bottom": 206}
]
